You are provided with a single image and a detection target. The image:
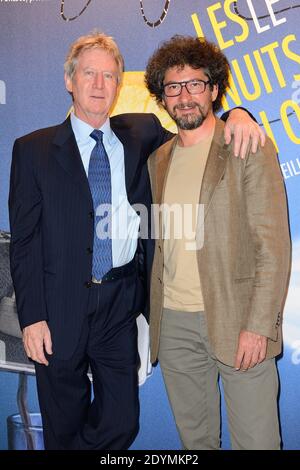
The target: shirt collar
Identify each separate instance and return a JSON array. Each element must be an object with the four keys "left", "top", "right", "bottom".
[{"left": 70, "top": 112, "right": 115, "bottom": 146}]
